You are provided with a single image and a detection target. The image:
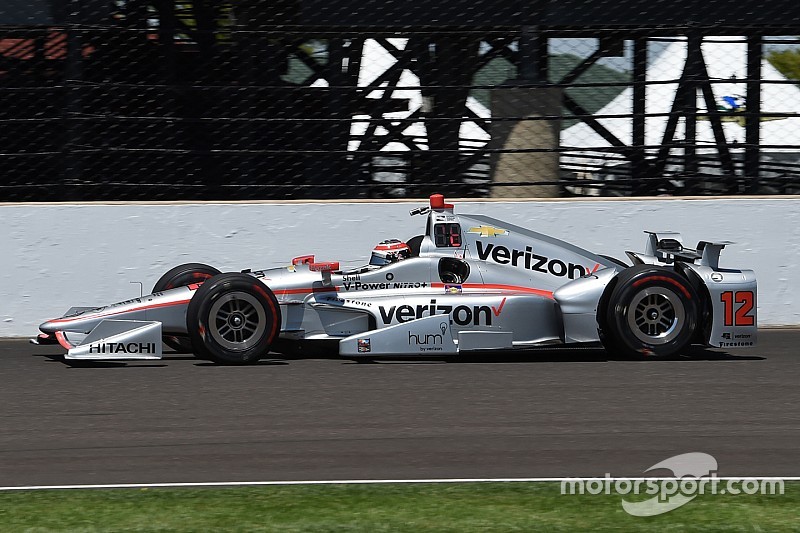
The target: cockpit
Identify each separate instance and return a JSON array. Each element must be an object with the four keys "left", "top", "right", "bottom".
[
  {"left": 296, "top": 194, "right": 473, "bottom": 284},
  {"left": 368, "top": 239, "right": 412, "bottom": 267}
]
